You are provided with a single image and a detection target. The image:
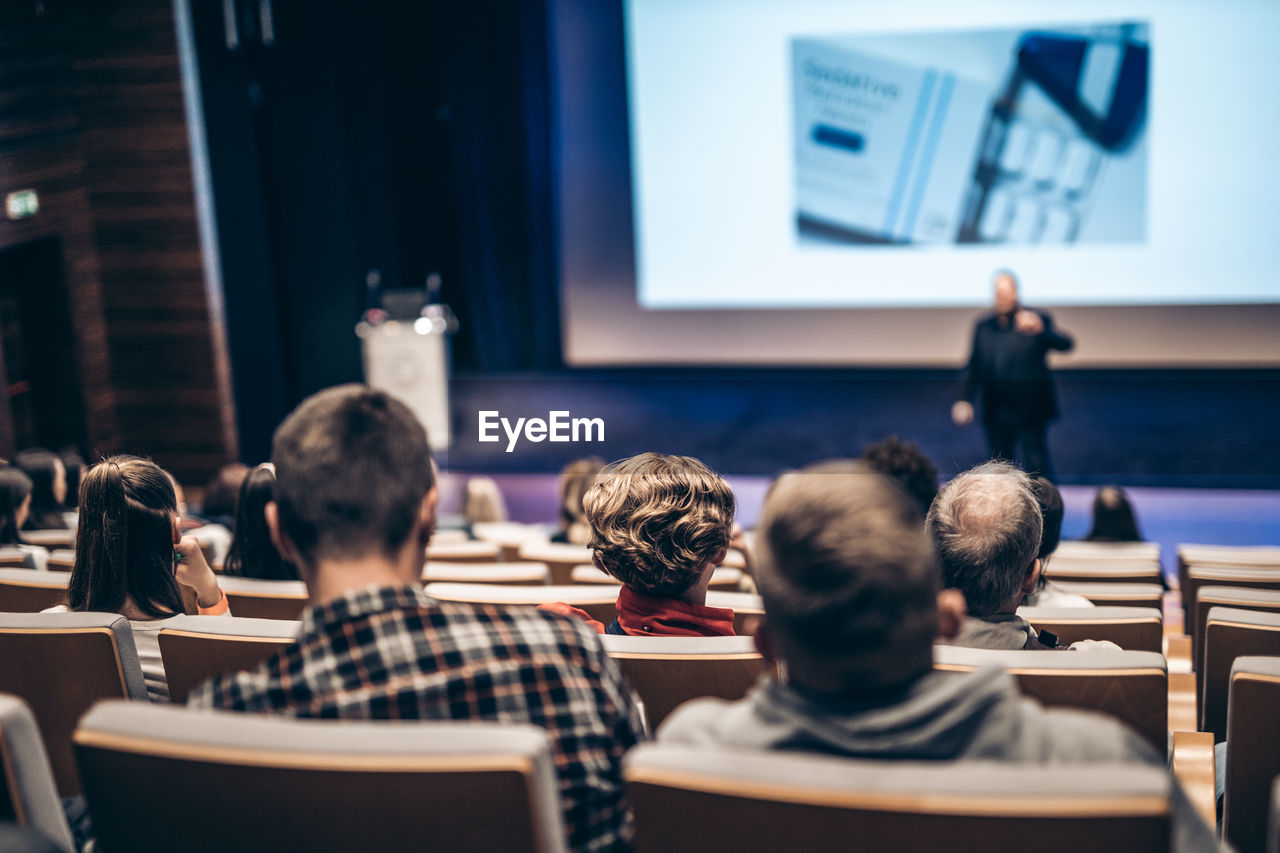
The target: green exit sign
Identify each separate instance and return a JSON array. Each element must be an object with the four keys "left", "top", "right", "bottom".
[{"left": 5, "top": 189, "right": 39, "bottom": 220}]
